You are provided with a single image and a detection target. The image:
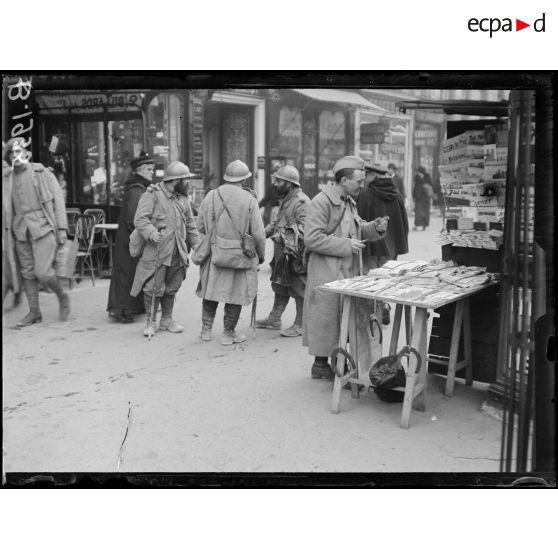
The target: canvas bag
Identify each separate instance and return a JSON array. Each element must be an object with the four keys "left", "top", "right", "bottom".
[
  {"left": 129, "top": 228, "right": 145, "bottom": 258},
  {"left": 55, "top": 236, "right": 79, "bottom": 279},
  {"left": 211, "top": 189, "right": 257, "bottom": 270},
  {"left": 191, "top": 193, "right": 226, "bottom": 266}
]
